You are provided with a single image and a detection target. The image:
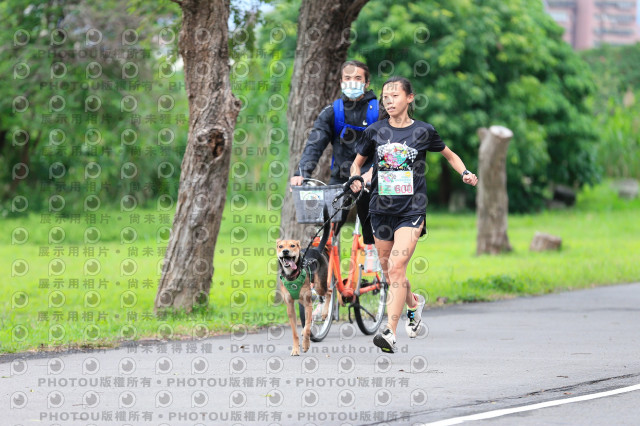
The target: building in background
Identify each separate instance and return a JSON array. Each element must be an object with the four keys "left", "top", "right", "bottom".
[{"left": 544, "top": 0, "right": 640, "bottom": 49}]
